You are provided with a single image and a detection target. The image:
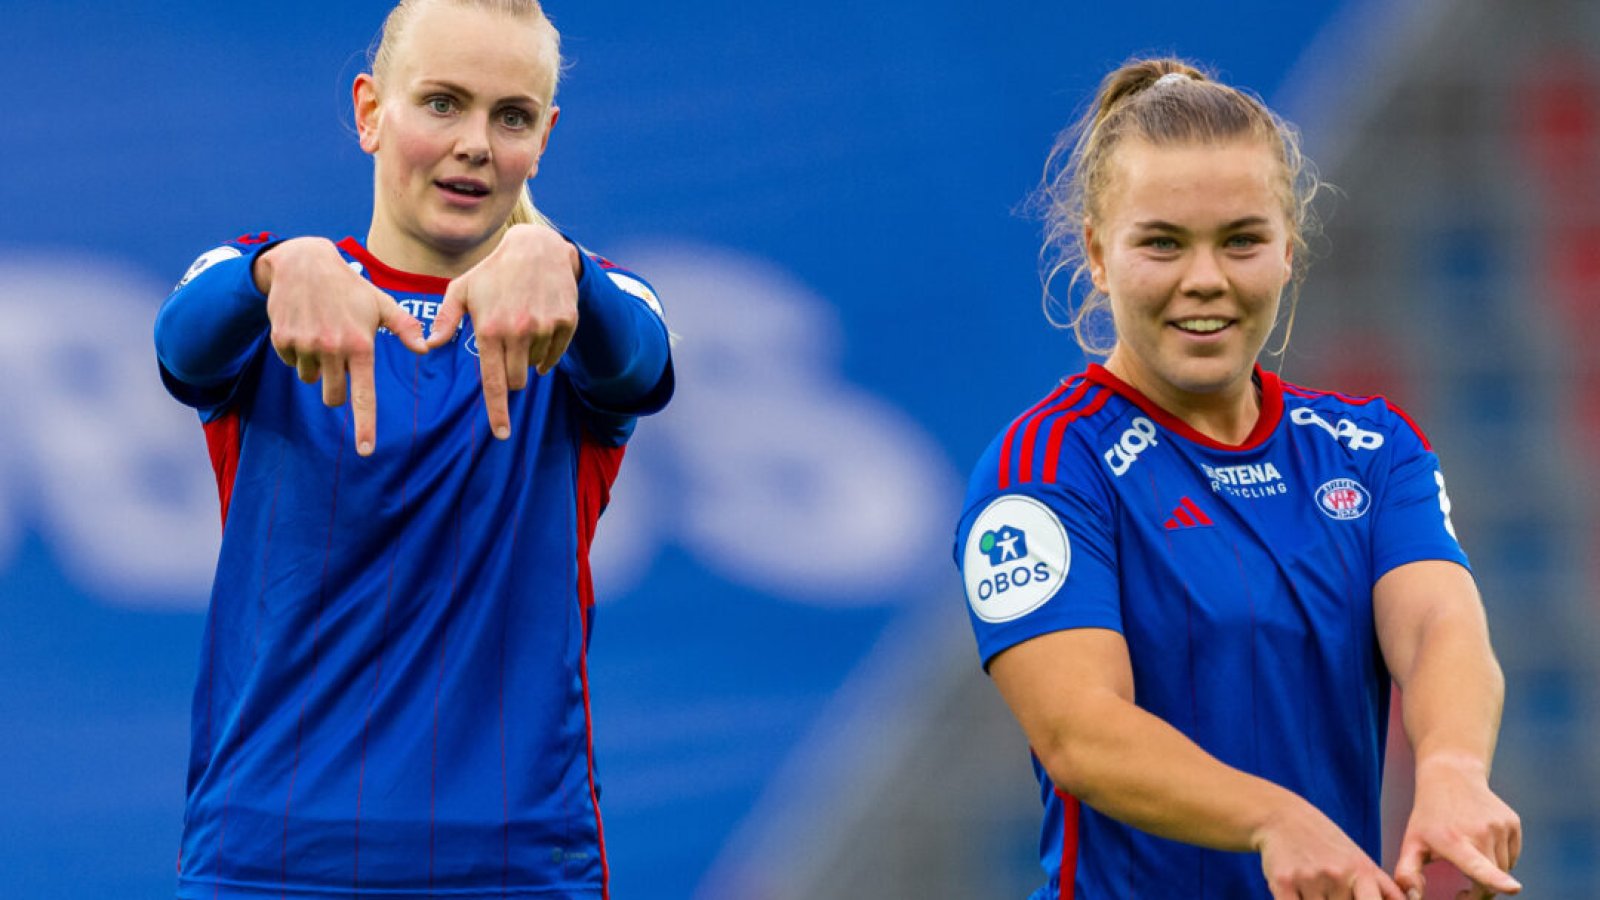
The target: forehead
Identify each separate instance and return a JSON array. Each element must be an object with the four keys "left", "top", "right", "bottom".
[
  {"left": 1101, "top": 139, "right": 1285, "bottom": 225},
  {"left": 387, "top": 3, "right": 557, "bottom": 100}
]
